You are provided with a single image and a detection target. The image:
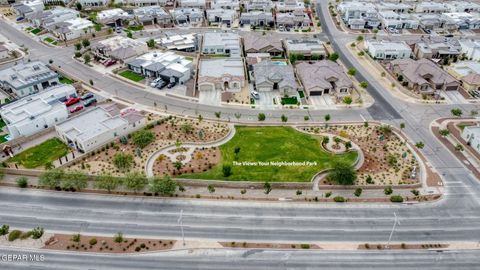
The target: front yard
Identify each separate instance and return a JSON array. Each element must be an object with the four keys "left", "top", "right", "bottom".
[
  {"left": 8, "top": 138, "right": 69, "bottom": 168},
  {"left": 182, "top": 126, "right": 358, "bottom": 182},
  {"left": 119, "top": 70, "right": 145, "bottom": 82}
]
